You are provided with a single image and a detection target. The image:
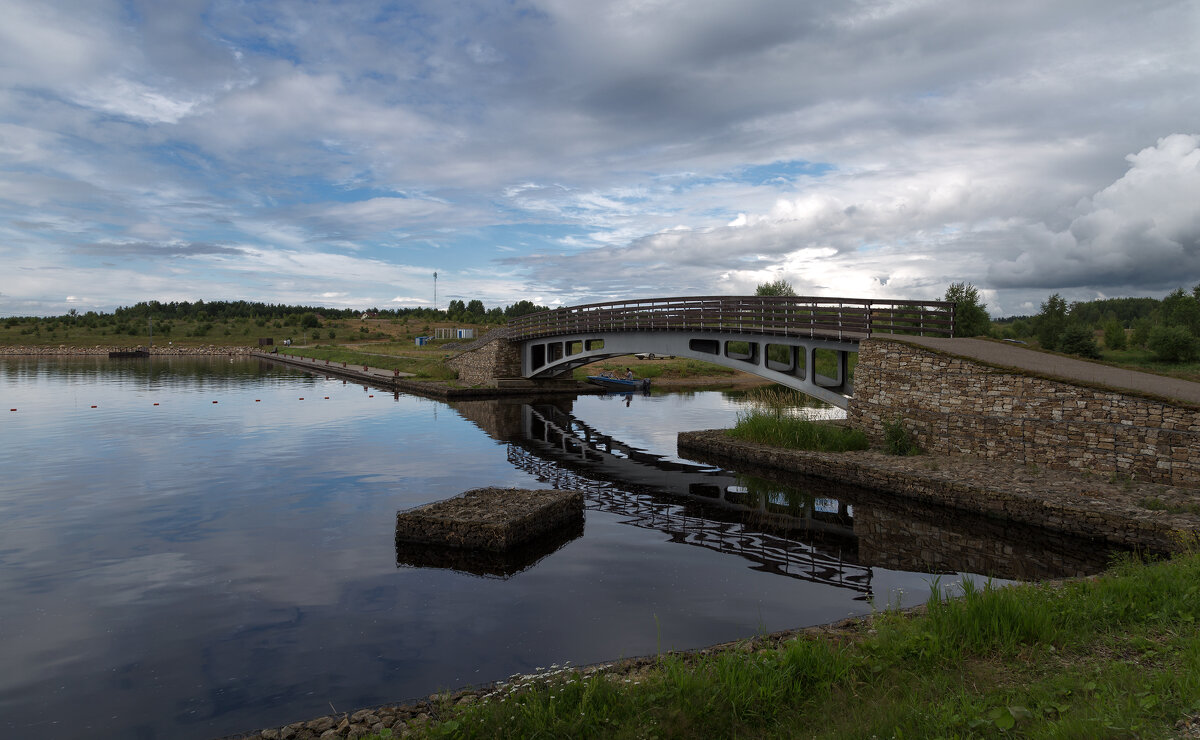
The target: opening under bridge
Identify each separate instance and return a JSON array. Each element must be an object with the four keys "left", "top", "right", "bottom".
[{"left": 508, "top": 296, "right": 954, "bottom": 408}]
